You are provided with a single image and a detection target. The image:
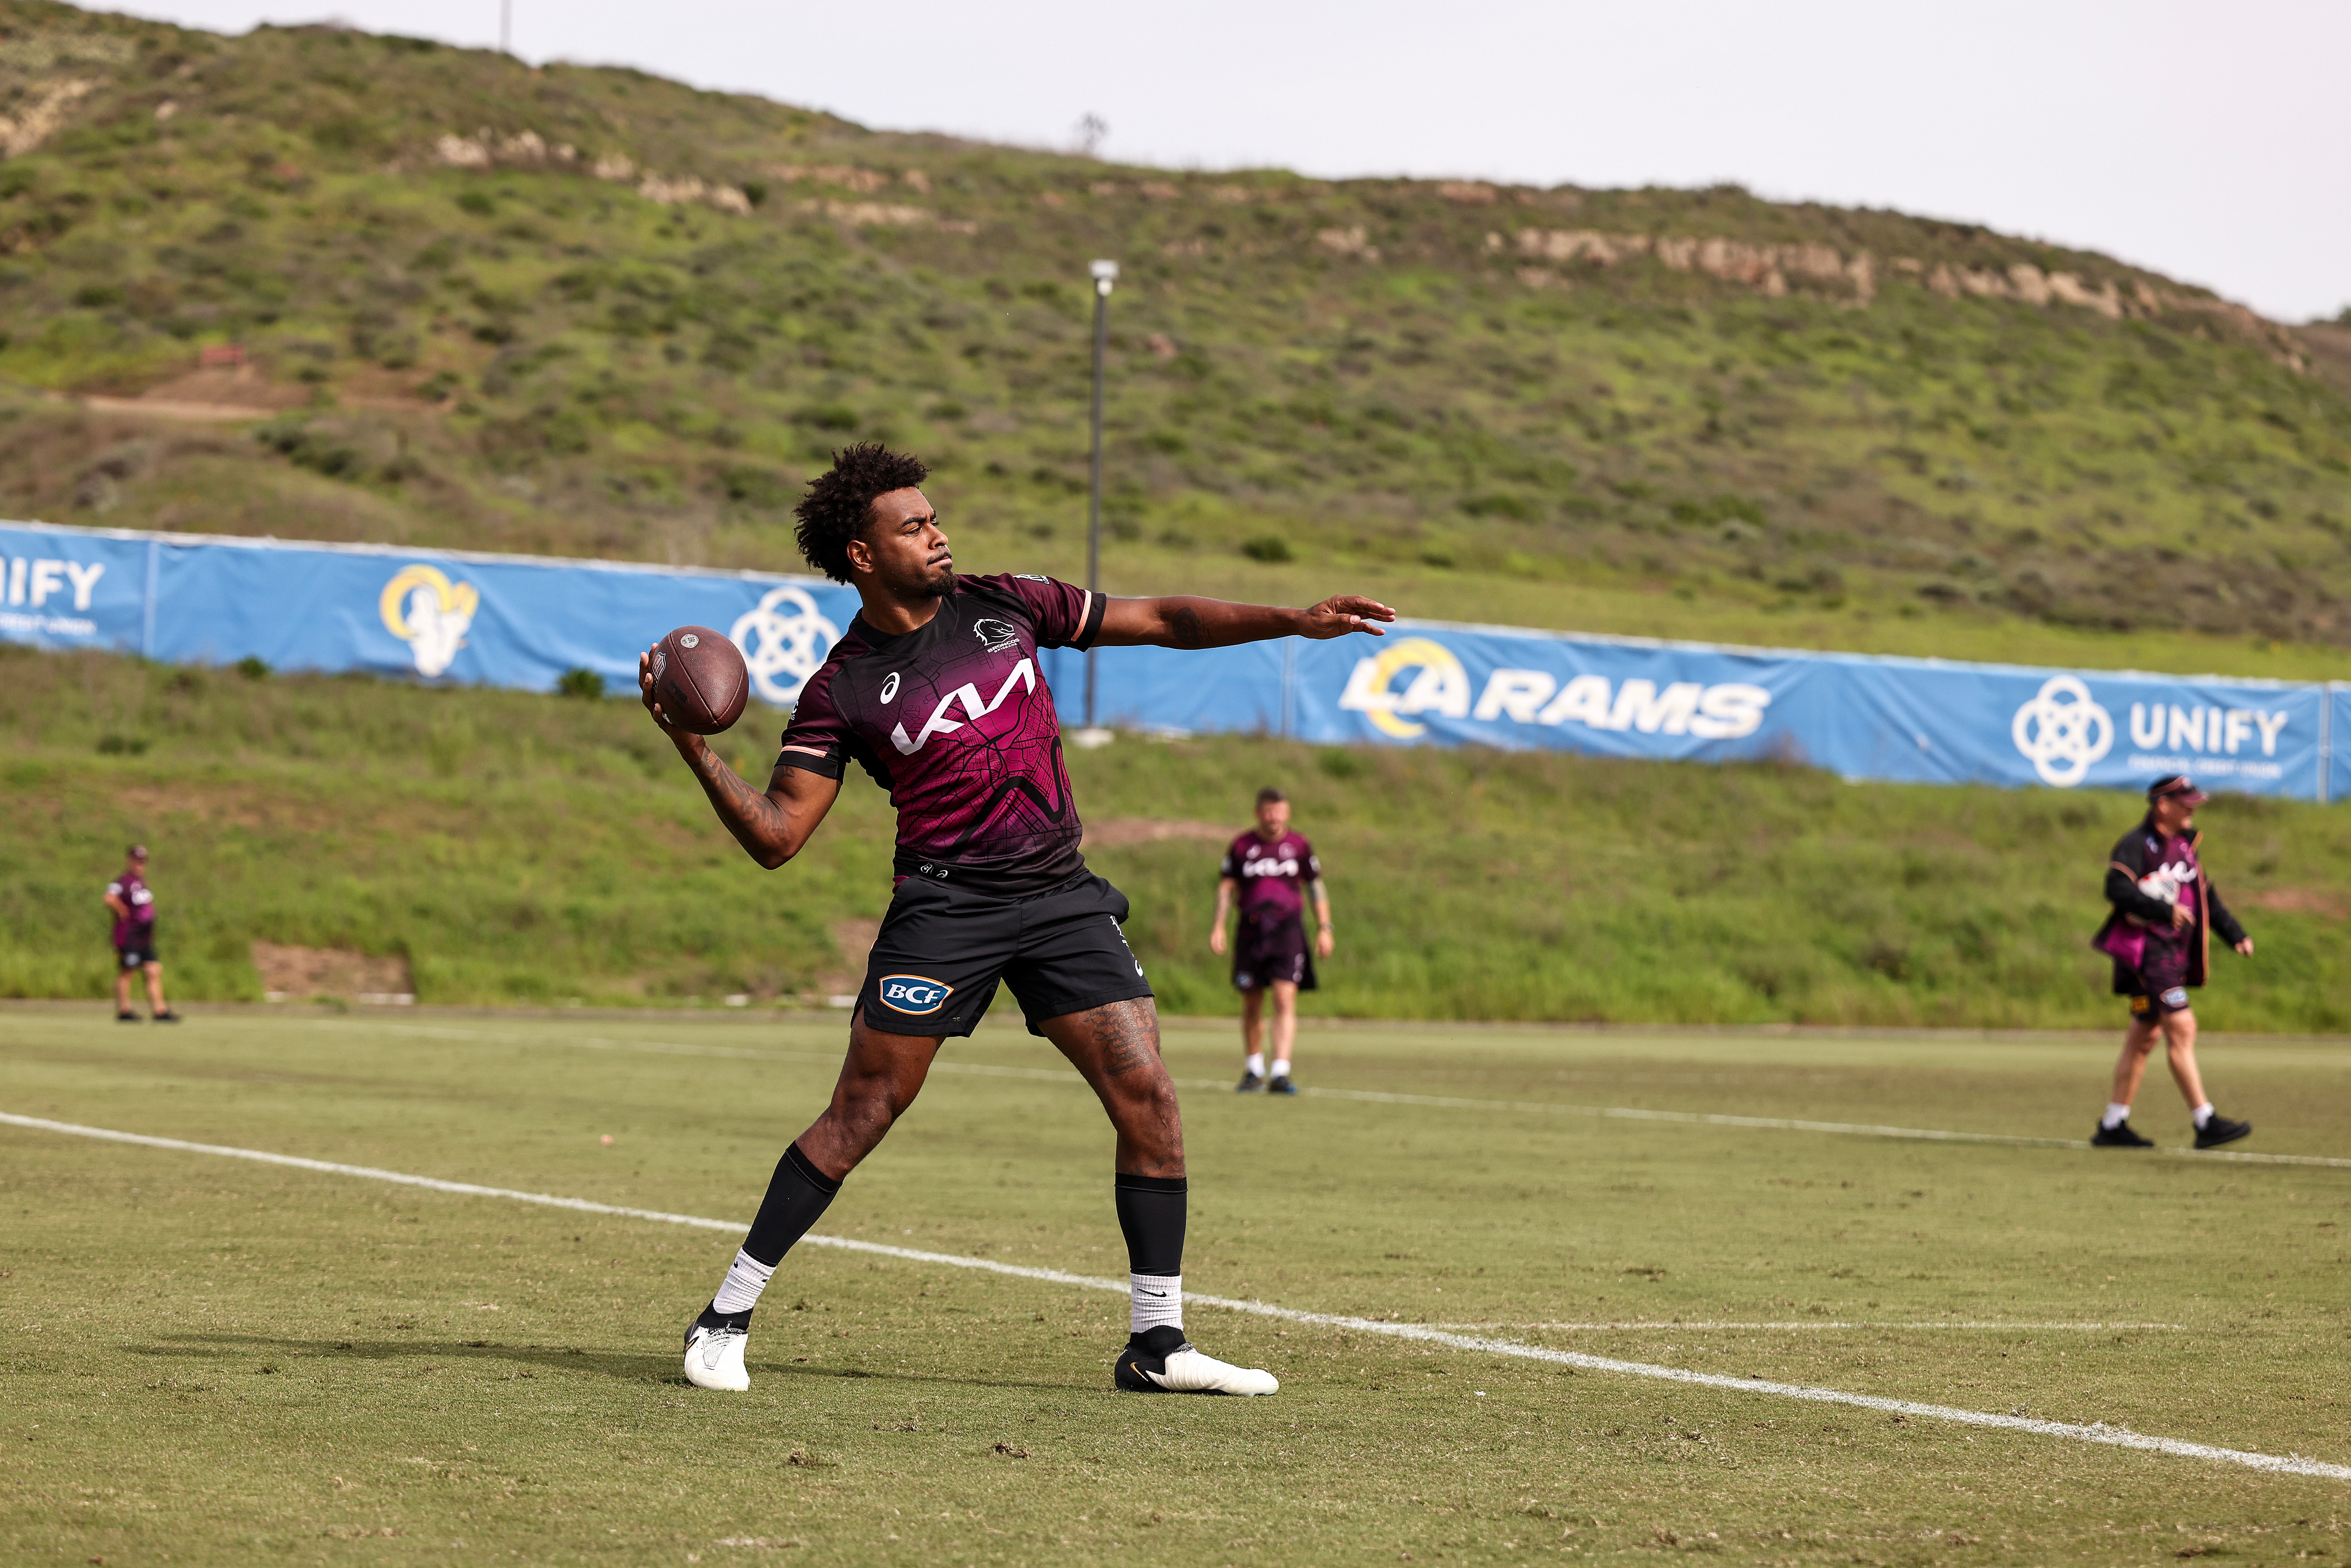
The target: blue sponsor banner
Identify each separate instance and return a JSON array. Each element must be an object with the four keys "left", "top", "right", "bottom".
[
  {"left": 0, "top": 520, "right": 862, "bottom": 708},
  {"left": 1, "top": 520, "right": 2335, "bottom": 801},
  {"left": 1074, "top": 621, "right": 2327, "bottom": 800},
  {"left": 1277, "top": 624, "right": 2326, "bottom": 799},
  {"left": 2332, "top": 686, "right": 2351, "bottom": 806}
]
